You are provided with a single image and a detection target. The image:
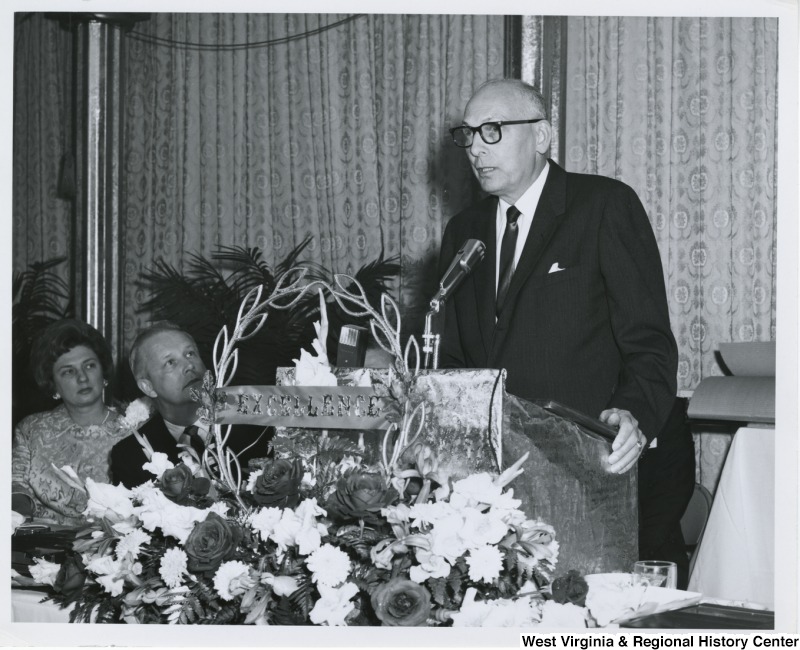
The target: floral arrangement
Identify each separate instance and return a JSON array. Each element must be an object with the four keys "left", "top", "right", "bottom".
[
  {"left": 22, "top": 276, "right": 605, "bottom": 627},
  {"left": 29, "top": 431, "right": 565, "bottom": 625}
]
